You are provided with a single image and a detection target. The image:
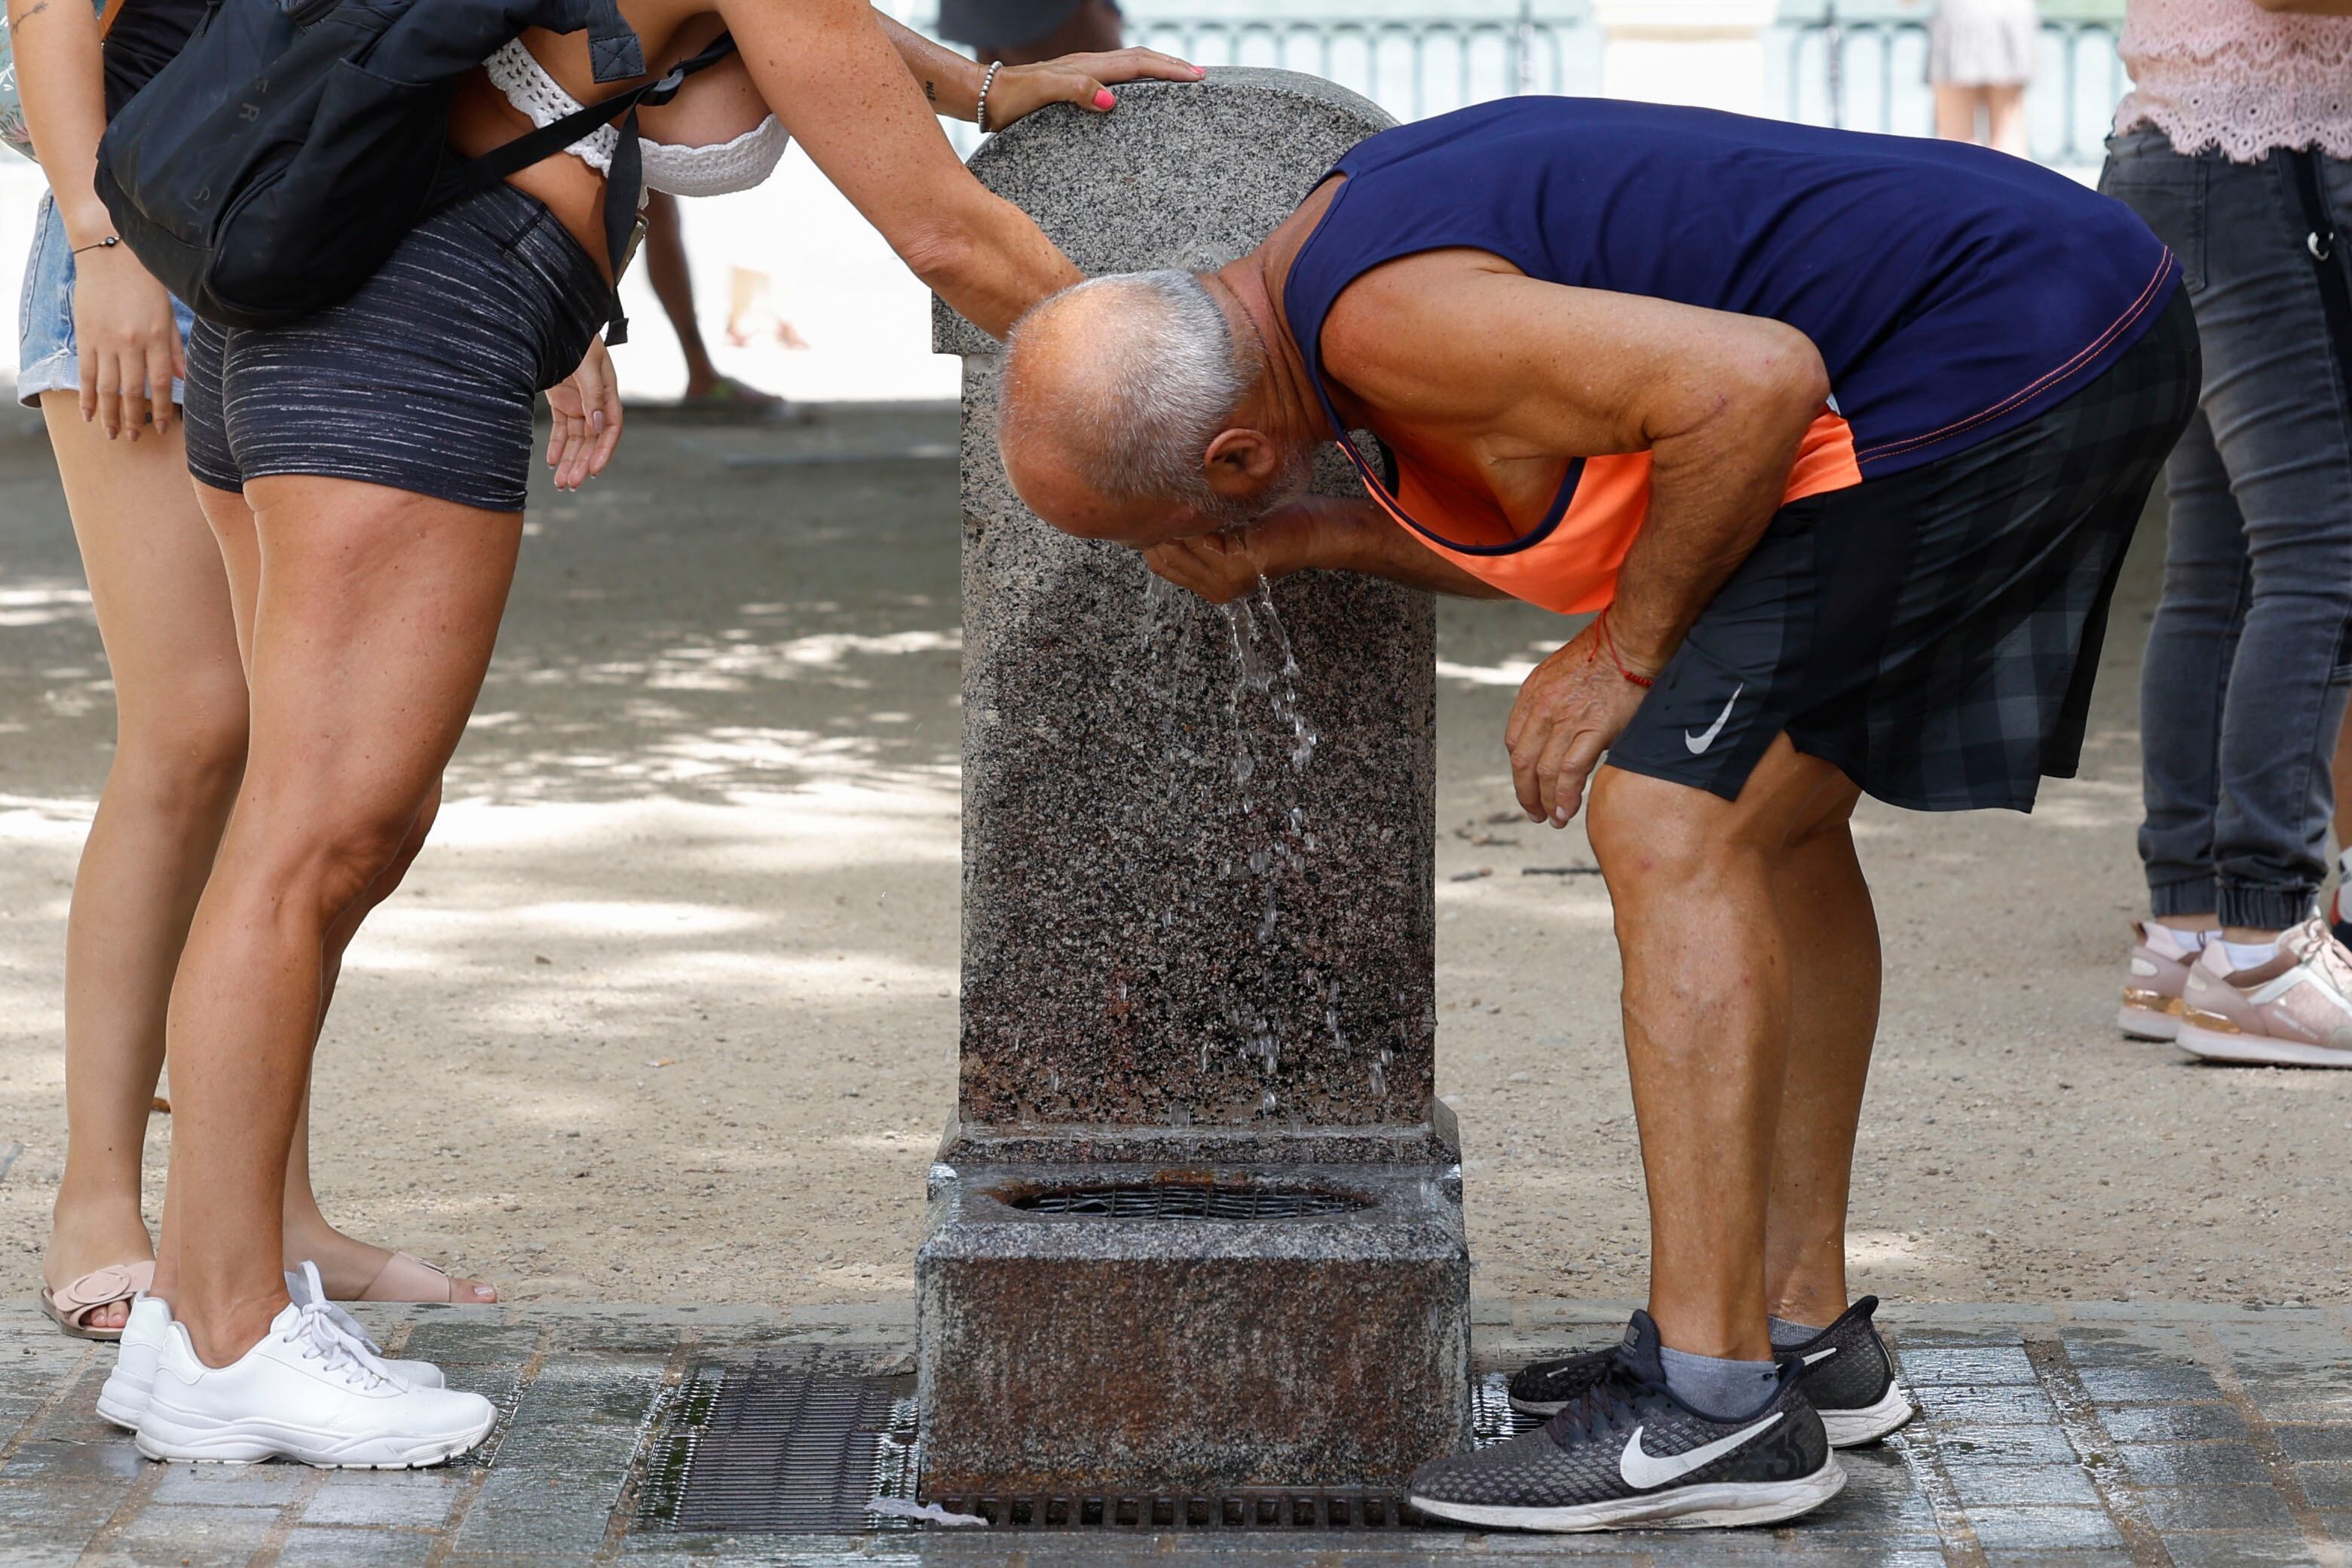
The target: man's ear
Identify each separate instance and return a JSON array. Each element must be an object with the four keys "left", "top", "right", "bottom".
[{"left": 1202, "top": 428, "right": 1282, "bottom": 497}]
